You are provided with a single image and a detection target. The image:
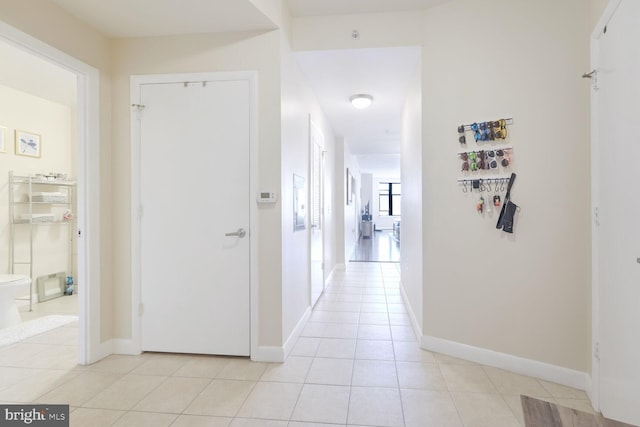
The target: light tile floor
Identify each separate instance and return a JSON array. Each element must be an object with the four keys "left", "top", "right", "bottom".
[{"left": 0, "top": 262, "right": 594, "bottom": 426}]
